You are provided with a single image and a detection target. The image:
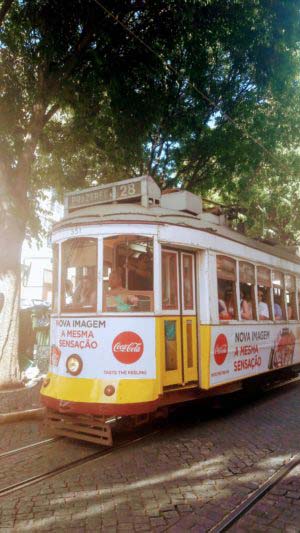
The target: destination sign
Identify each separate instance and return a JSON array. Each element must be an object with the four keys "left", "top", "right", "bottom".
[{"left": 67, "top": 180, "right": 142, "bottom": 211}]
